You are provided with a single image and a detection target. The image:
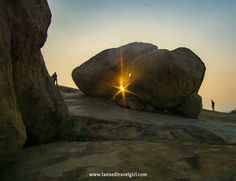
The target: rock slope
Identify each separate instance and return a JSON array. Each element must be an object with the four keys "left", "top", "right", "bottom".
[
  {"left": 1, "top": 87, "right": 236, "bottom": 181},
  {"left": 60, "top": 87, "right": 236, "bottom": 145}
]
